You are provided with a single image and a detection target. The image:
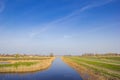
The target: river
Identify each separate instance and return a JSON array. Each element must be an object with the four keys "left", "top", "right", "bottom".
[{"left": 0, "top": 57, "right": 82, "bottom": 80}]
